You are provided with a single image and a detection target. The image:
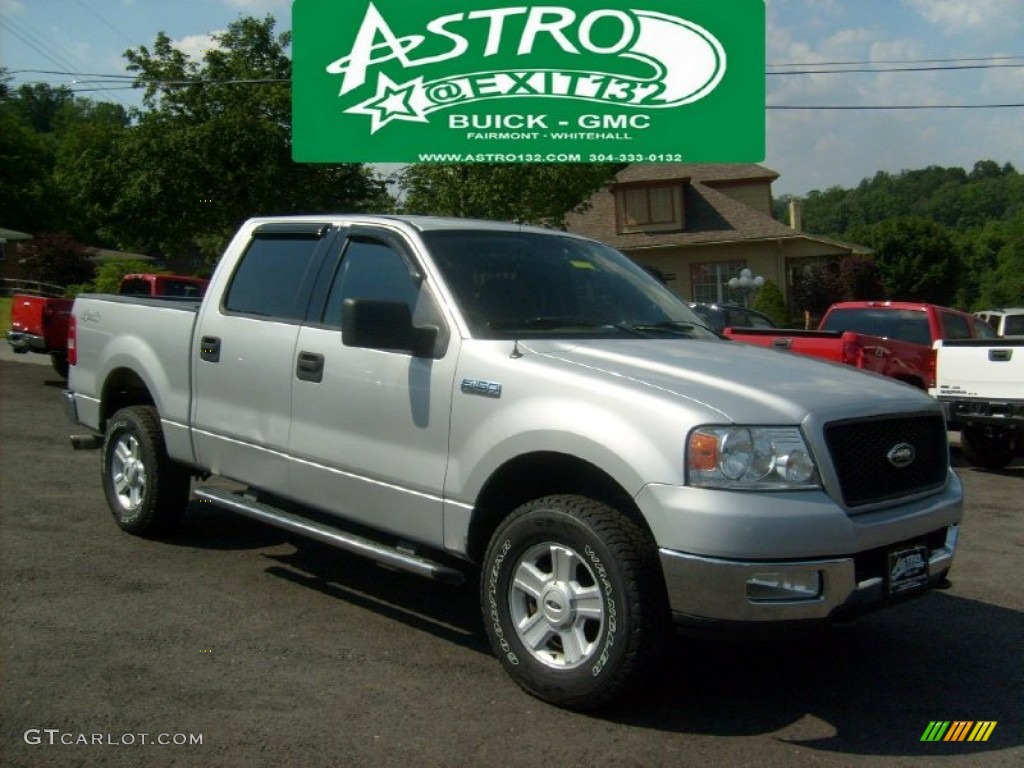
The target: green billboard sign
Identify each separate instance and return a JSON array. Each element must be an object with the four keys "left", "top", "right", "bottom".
[{"left": 292, "top": 0, "right": 764, "bottom": 162}]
